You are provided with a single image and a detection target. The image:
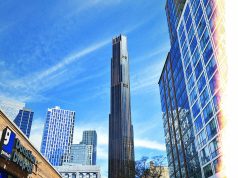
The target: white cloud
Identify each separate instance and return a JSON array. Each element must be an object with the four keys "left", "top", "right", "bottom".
[
  {"left": 29, "top": 118, "right": 45, "bottom": 151},
  {"left": 131, "top": 59, "right": 165, "bottom": 94},
  {"left": 134, "top": 139, "right": 166, "bottom": 151}
]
